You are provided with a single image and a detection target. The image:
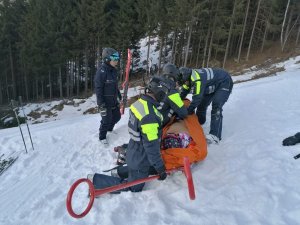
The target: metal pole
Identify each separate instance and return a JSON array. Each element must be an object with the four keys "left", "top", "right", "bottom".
[
  {"left": 19, "top": 96, "right": 34, "bottom": 150},
  {"left": 11, "top": 100, "right": 28, "bottom": 154}
]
